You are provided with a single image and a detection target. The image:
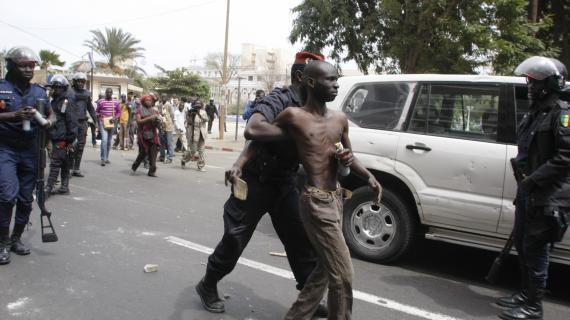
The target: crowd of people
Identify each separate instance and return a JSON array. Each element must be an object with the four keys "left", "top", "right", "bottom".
[{"left": 1, "top": 45, "right": 569, "bottom": 320}]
